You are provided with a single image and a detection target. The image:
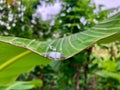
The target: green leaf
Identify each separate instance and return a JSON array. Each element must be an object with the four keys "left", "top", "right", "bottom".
[
  {"left": 99, "top": 60, "right": 118, "bottom": 72},
  {"left": 0, "top": 13, "right": 120, "bottom": 85},
  {"left": 1, "top": 80, "right": 42, "bottom": 90},
  {"left": 1, "top": 13, "right": 120, "bottom": 59},
  {"left": 96, "top": 71, "right": 120, "bottom": 82},
  {"left": 0, "top": 42, "right": 51, "bottom": 85}
]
